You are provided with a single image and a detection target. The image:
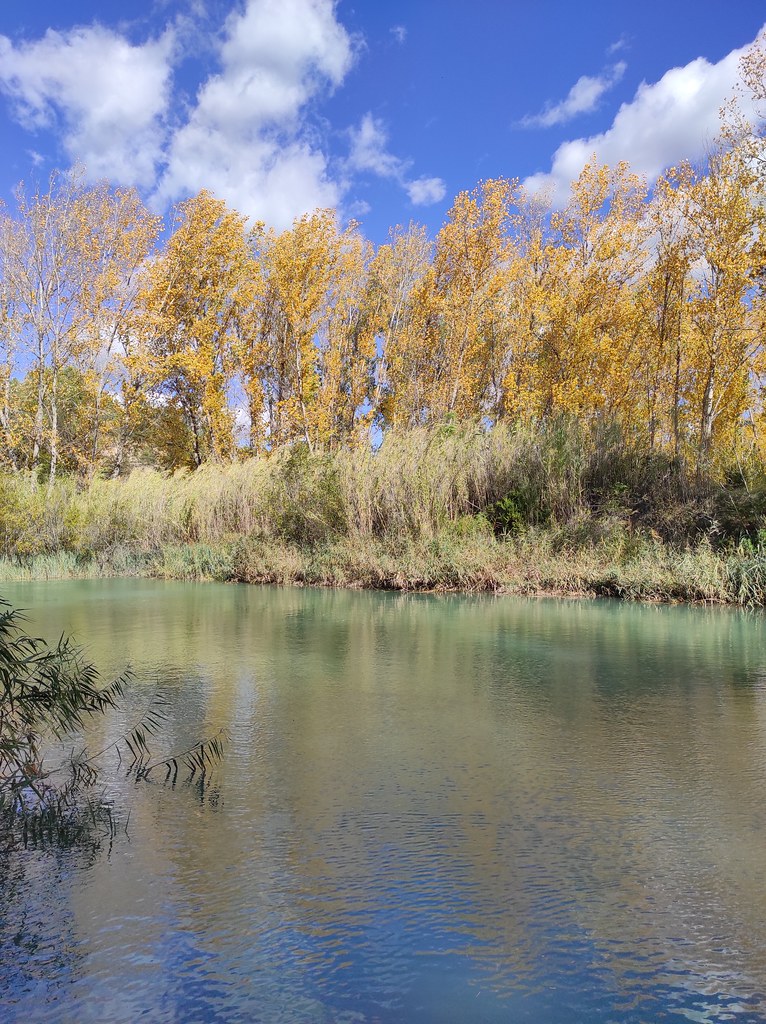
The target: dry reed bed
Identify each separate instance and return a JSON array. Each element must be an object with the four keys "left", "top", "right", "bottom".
[{"left": 0, "top": 422, "right": 764, "bottom": 605}]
